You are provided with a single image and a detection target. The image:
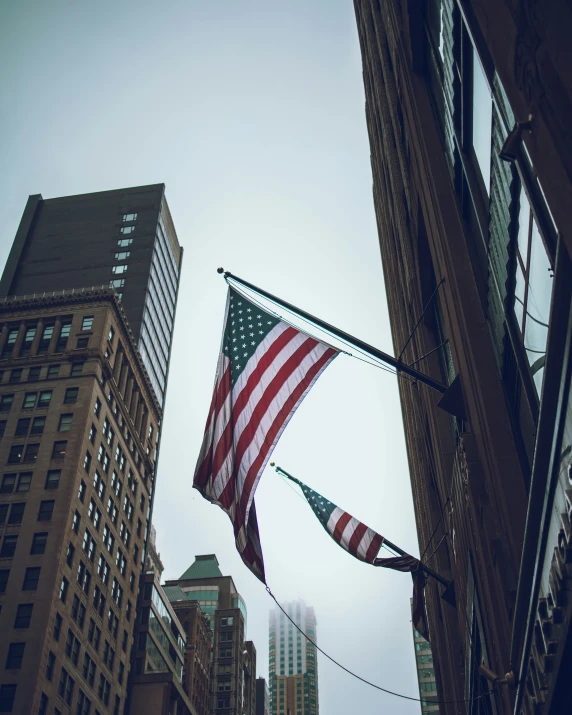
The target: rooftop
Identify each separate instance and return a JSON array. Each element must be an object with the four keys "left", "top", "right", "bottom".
[{"left": 179, "top": 554, "right": 223, "bottom": 581}]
